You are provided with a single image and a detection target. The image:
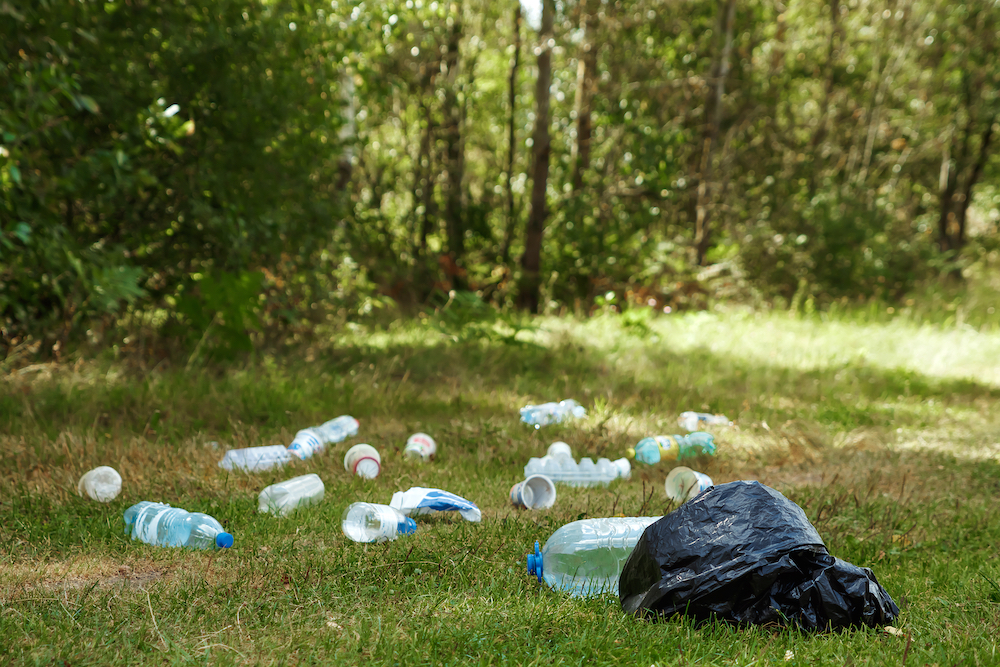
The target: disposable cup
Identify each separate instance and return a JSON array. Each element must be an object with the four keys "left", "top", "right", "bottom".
[
  {"left": 404, "top": 432, "right": 437, "bottom": 461},
  {"left": 509, "top": 474, "right": 557, "bottom": 510},
  {"left": 546, "top": 441, "right": 573, "bottom": 458},
  {"left": 344, "top": 444, "right": 381, "bottom": 479},
  {"left": 664, "top": 466, "right": 713, "bottom": 502}
]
